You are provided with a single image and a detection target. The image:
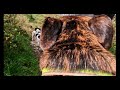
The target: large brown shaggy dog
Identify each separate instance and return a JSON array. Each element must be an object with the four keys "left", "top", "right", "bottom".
[{"left": 39, "top": 16, "right": 116, "bottom": 75}]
